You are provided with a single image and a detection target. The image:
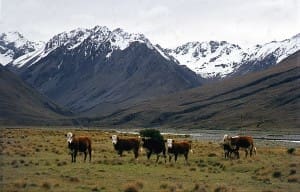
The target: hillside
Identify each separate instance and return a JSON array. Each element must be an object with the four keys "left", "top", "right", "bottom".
[
  {"left": 7, "top": 26, "right": 202, "bottom": 115},
  {"left": 0, "top": 65, "right": 72, "bottom": 125},
  {"left": 93, "top": 51, "right": 300, "bottom": 130}
]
